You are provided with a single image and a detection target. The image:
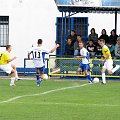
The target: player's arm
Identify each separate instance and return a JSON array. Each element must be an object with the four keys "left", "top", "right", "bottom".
[
  {"left": 28, "top": 50, "right": 33, "bottom": 60},
  {"left": 3, "top": 53, "right": 16, "bottom": 63},
  {"left": 76, "top": 55, "right": 85, "bottom": 58},
  {"left": 7, "top": 57, "right": 16, "bottom": 63},
  {"left": 104, "top": 53, "right": 111, "bottom": 61},
  {"left": 76, "top": 50, "right": 86, "bottom": 58},
  {"left": 28, "top": 53, "right": 31, "bottom": 60},
  {"left": 49, "top": 44, "right": 59, "bottom": 53}
]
